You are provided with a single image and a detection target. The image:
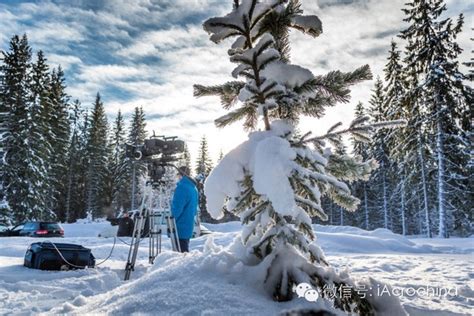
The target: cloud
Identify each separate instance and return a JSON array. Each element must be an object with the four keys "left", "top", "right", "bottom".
[
  {"left": 117, "top": 25, "right": 208, "bottom": 58},
  {"left": 0, "top": 0, "right": 471, "bottom": 162},
  {"left": 26, "top": 21, "right": 85, "bottom": 45},
  {"left": 46, "top": 54, "right": 83, "bottom": 71}
]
